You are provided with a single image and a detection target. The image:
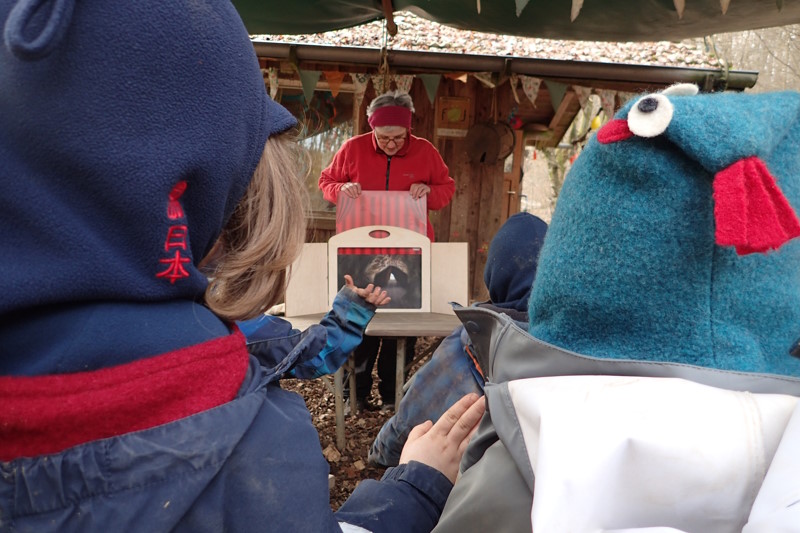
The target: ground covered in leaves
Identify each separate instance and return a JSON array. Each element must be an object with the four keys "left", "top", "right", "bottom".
[{"left": 282, "top": 337, "right": 437, "bottom": 510}]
